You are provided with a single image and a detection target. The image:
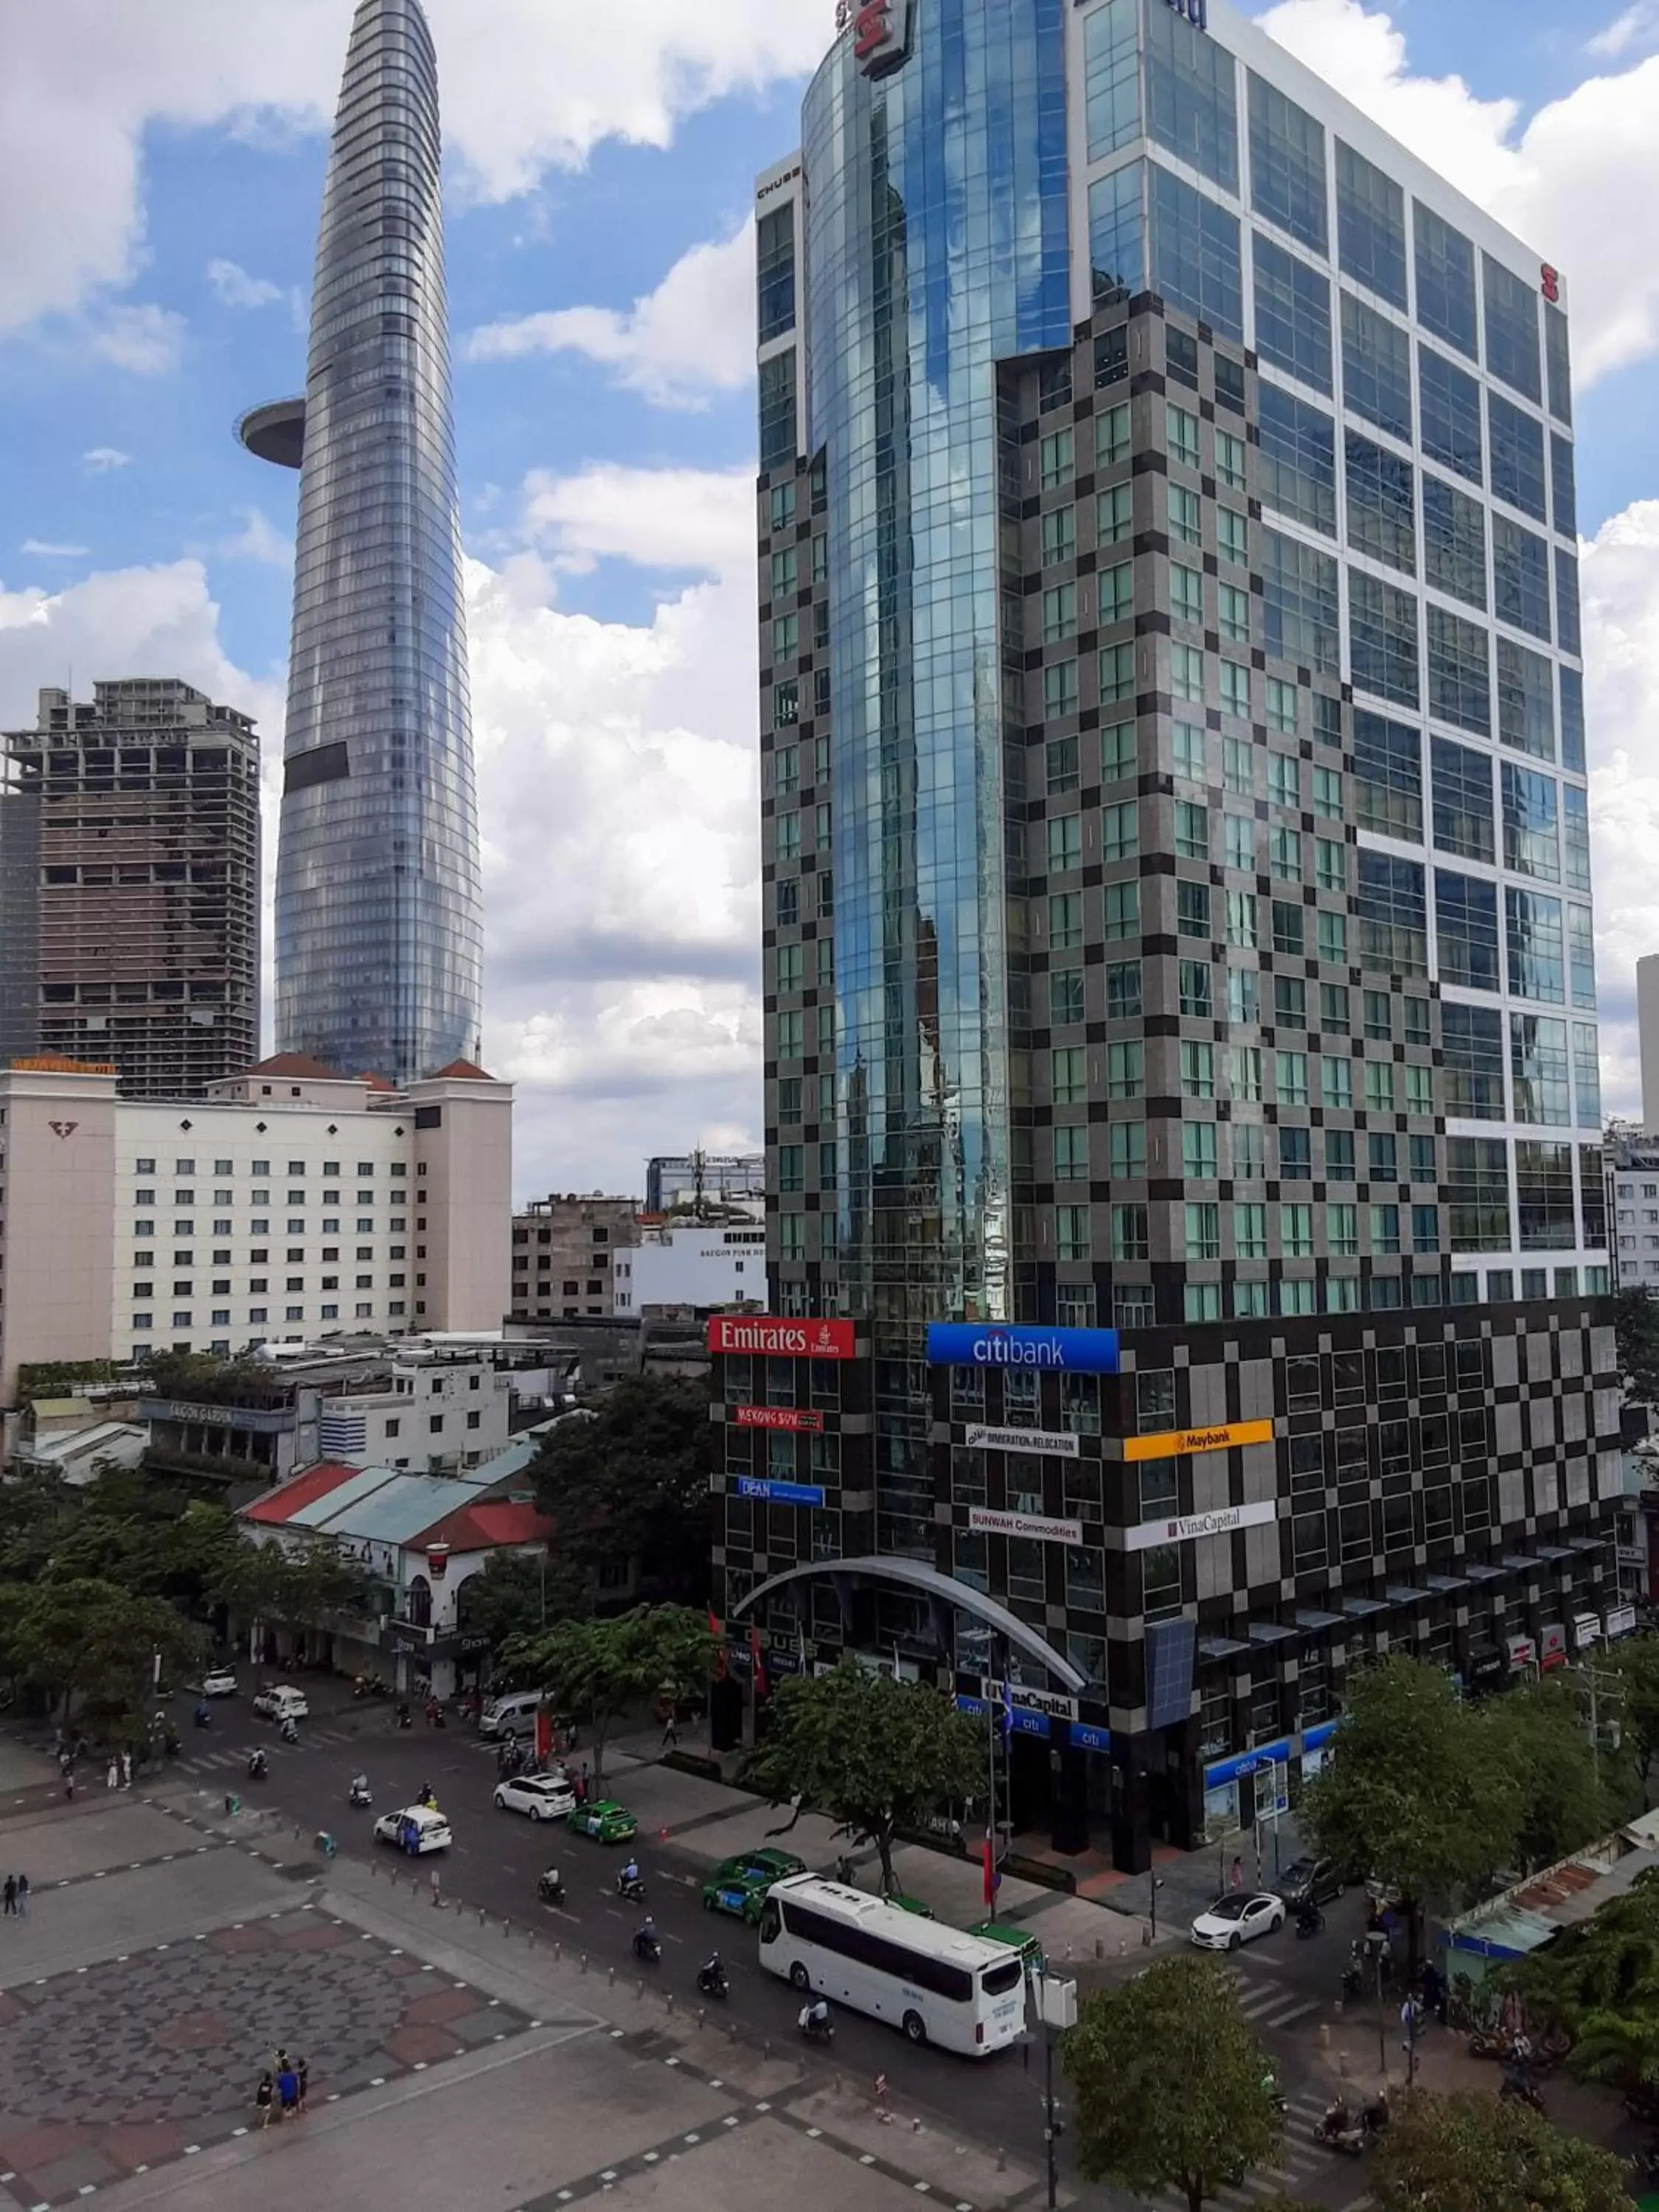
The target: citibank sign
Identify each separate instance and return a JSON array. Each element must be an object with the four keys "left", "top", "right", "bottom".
[
  {"left": 926, "top": 1322, "right": 1120, "bottom": 1374},
  {"left": 836, "top": 0, "right": 914, "bottom": 75}
]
